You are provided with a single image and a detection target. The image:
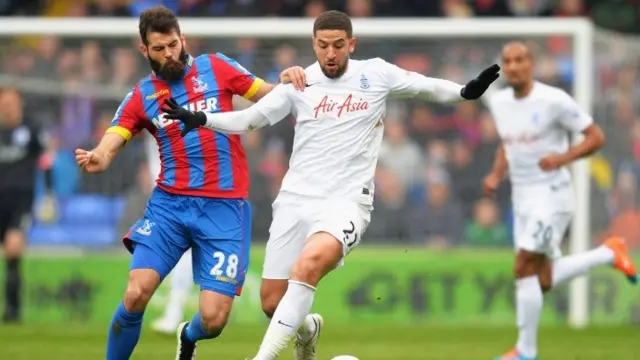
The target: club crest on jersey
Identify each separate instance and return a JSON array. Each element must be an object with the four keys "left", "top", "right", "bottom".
[
  {"left": 360, "top": 74, "right": 370, "bottom": 89},
  {"left": 192, "top": 75, "right": 209, "bottom": 93},
  {"left": 531, "top": 112, "right": 539, "bottom": 124}
]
